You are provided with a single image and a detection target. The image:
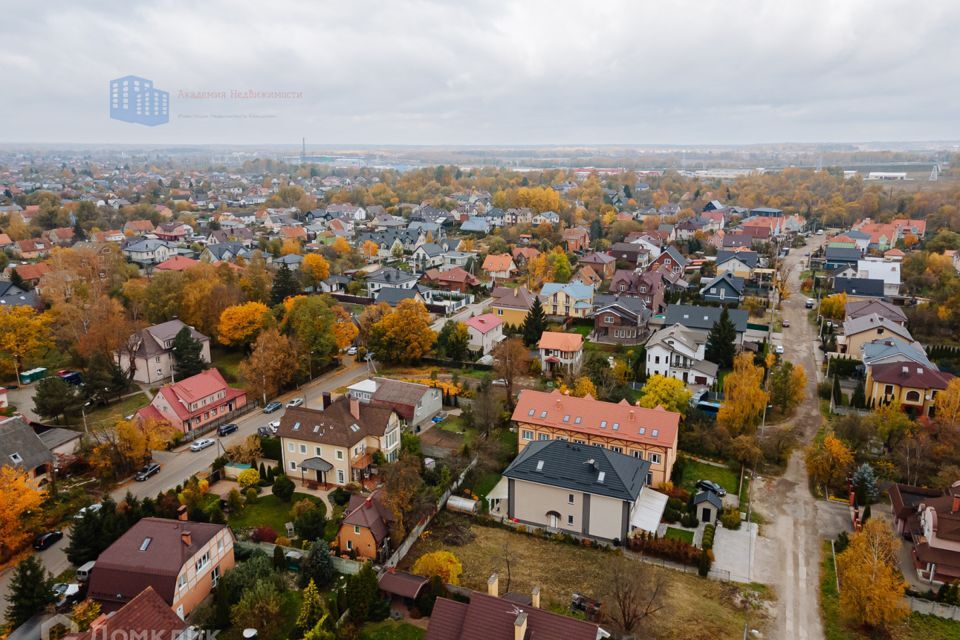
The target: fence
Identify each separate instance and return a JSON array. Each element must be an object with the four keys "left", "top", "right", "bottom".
[
  {"left": 907, "top": 596, "right": 960, "bottom": 621},
  {"left": 383, "top": 455, "right": 478, "bottom": 570},
  {"left": 180, "top": 402, "right": 260, "bottom": 442}
]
